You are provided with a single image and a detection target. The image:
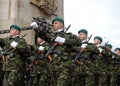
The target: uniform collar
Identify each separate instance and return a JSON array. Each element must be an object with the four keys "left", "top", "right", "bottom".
[
  {"left": 82, "top": 39, "right": 87, "bottom": 43},
  {"left": 39, "top": 41, "right": 45, "bottom": 45},
  {"left": 96, "top": 44, "right": 101, "bottom": 47},
  {"left": 10, "top": 35, "right": 20, "bottom": 38},
  {"left": 55, "top": 28, "right": 64, "bottom": 33}
]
